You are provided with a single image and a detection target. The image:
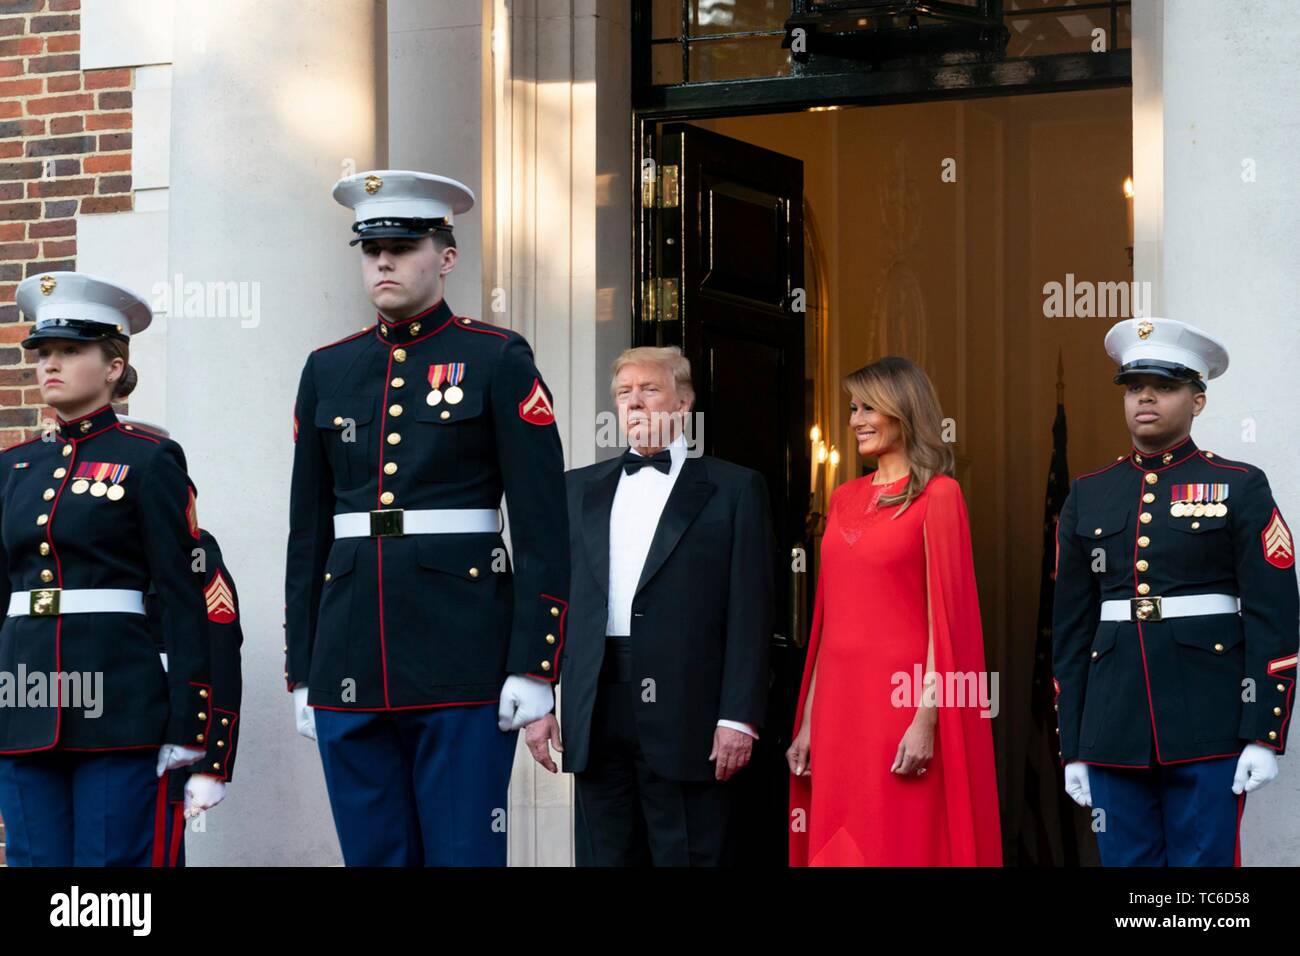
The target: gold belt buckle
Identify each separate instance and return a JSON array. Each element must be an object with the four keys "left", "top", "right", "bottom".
[
  {"left": 1131, "top": 595, "right": 1162, "bottom": 622},
  {"left": 370, "top": 508, "right": 405, "bottom": 537},
  {"left": 30, "top": 587, "right": 60, "bottom": 616}
]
